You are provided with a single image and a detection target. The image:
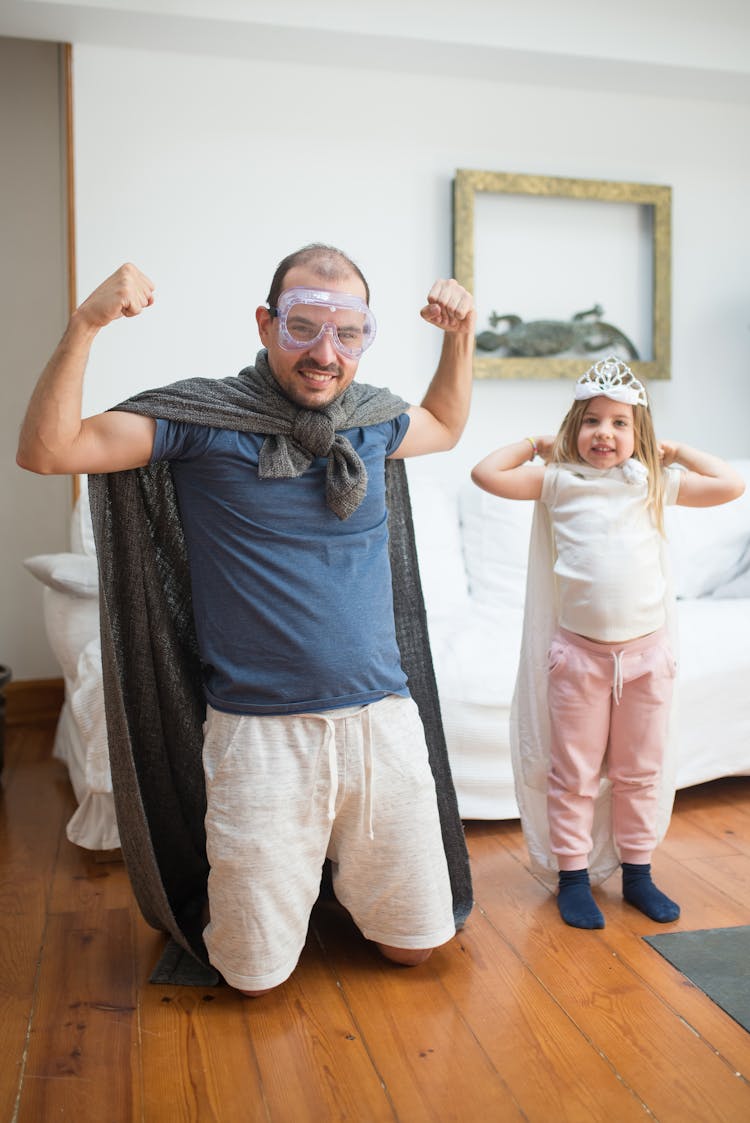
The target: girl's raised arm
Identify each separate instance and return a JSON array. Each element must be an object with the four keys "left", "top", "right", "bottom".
[
  {"left": 660, "top": 441, "right": 746, "bottom": 507},
  {"left": 471, "top": 437, "right": 548, "bottom": 500}
]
